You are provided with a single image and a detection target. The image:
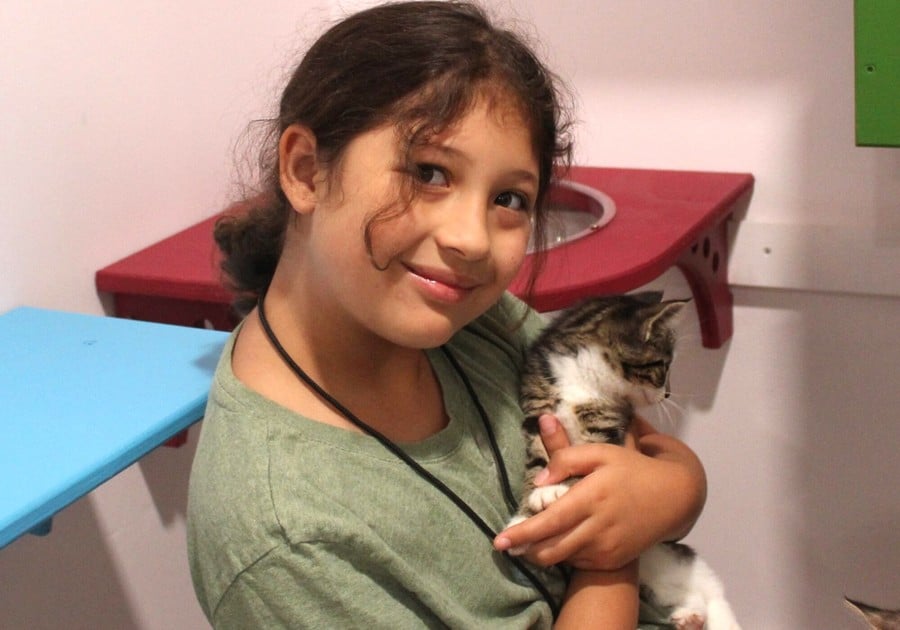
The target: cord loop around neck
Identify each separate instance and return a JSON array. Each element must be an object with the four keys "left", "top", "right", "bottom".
[{"left": 255, "top": 294, "right": 561, "bottom": 618}]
